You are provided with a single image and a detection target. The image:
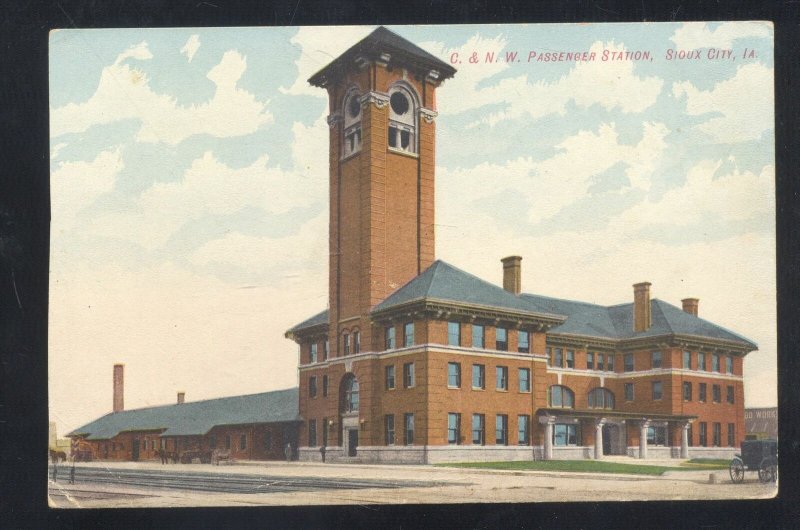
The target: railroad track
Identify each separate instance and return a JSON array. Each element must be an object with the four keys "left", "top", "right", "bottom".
[{"left": 48, "top": 465, "right": 444, "bottom": 495}]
